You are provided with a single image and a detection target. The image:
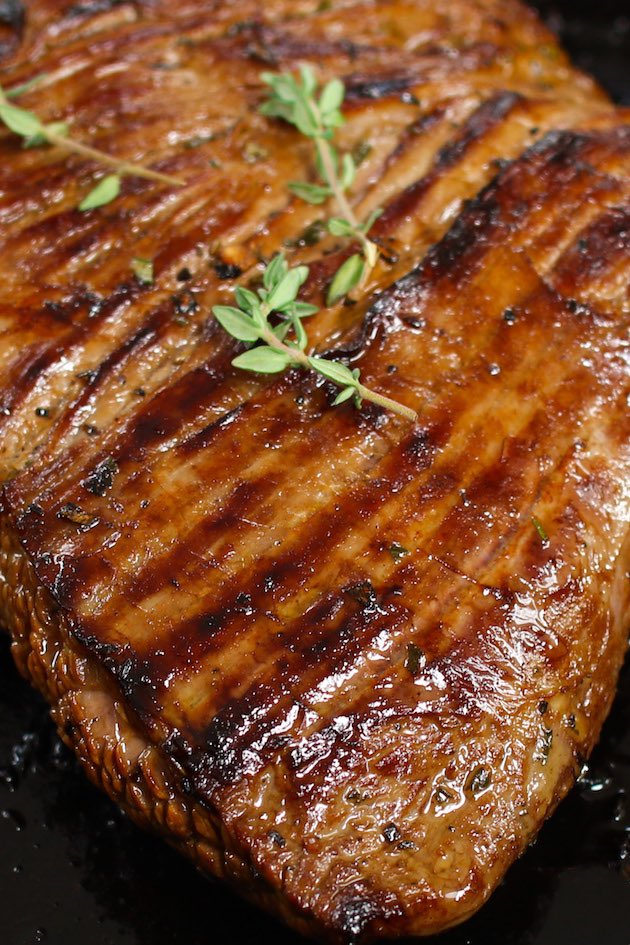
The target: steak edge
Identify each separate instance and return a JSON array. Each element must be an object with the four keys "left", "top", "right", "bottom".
[{"left": 0, "top": 1, "right": 629, "bottom": 940}]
